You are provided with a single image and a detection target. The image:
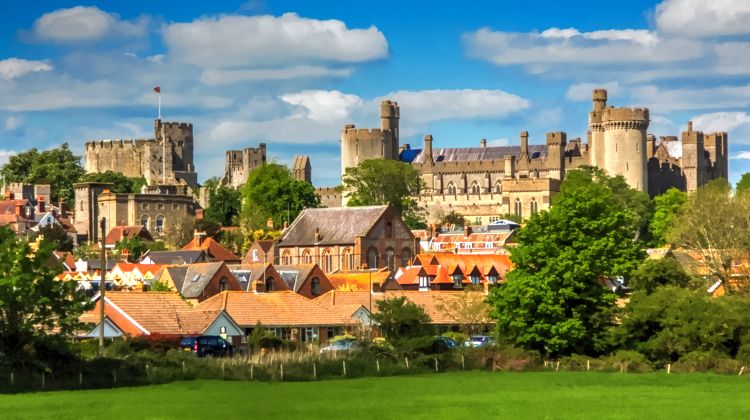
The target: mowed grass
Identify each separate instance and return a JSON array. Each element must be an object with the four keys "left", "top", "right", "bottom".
[{"left": 2, "top": 371, "right": 750, "bottom": 419}]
